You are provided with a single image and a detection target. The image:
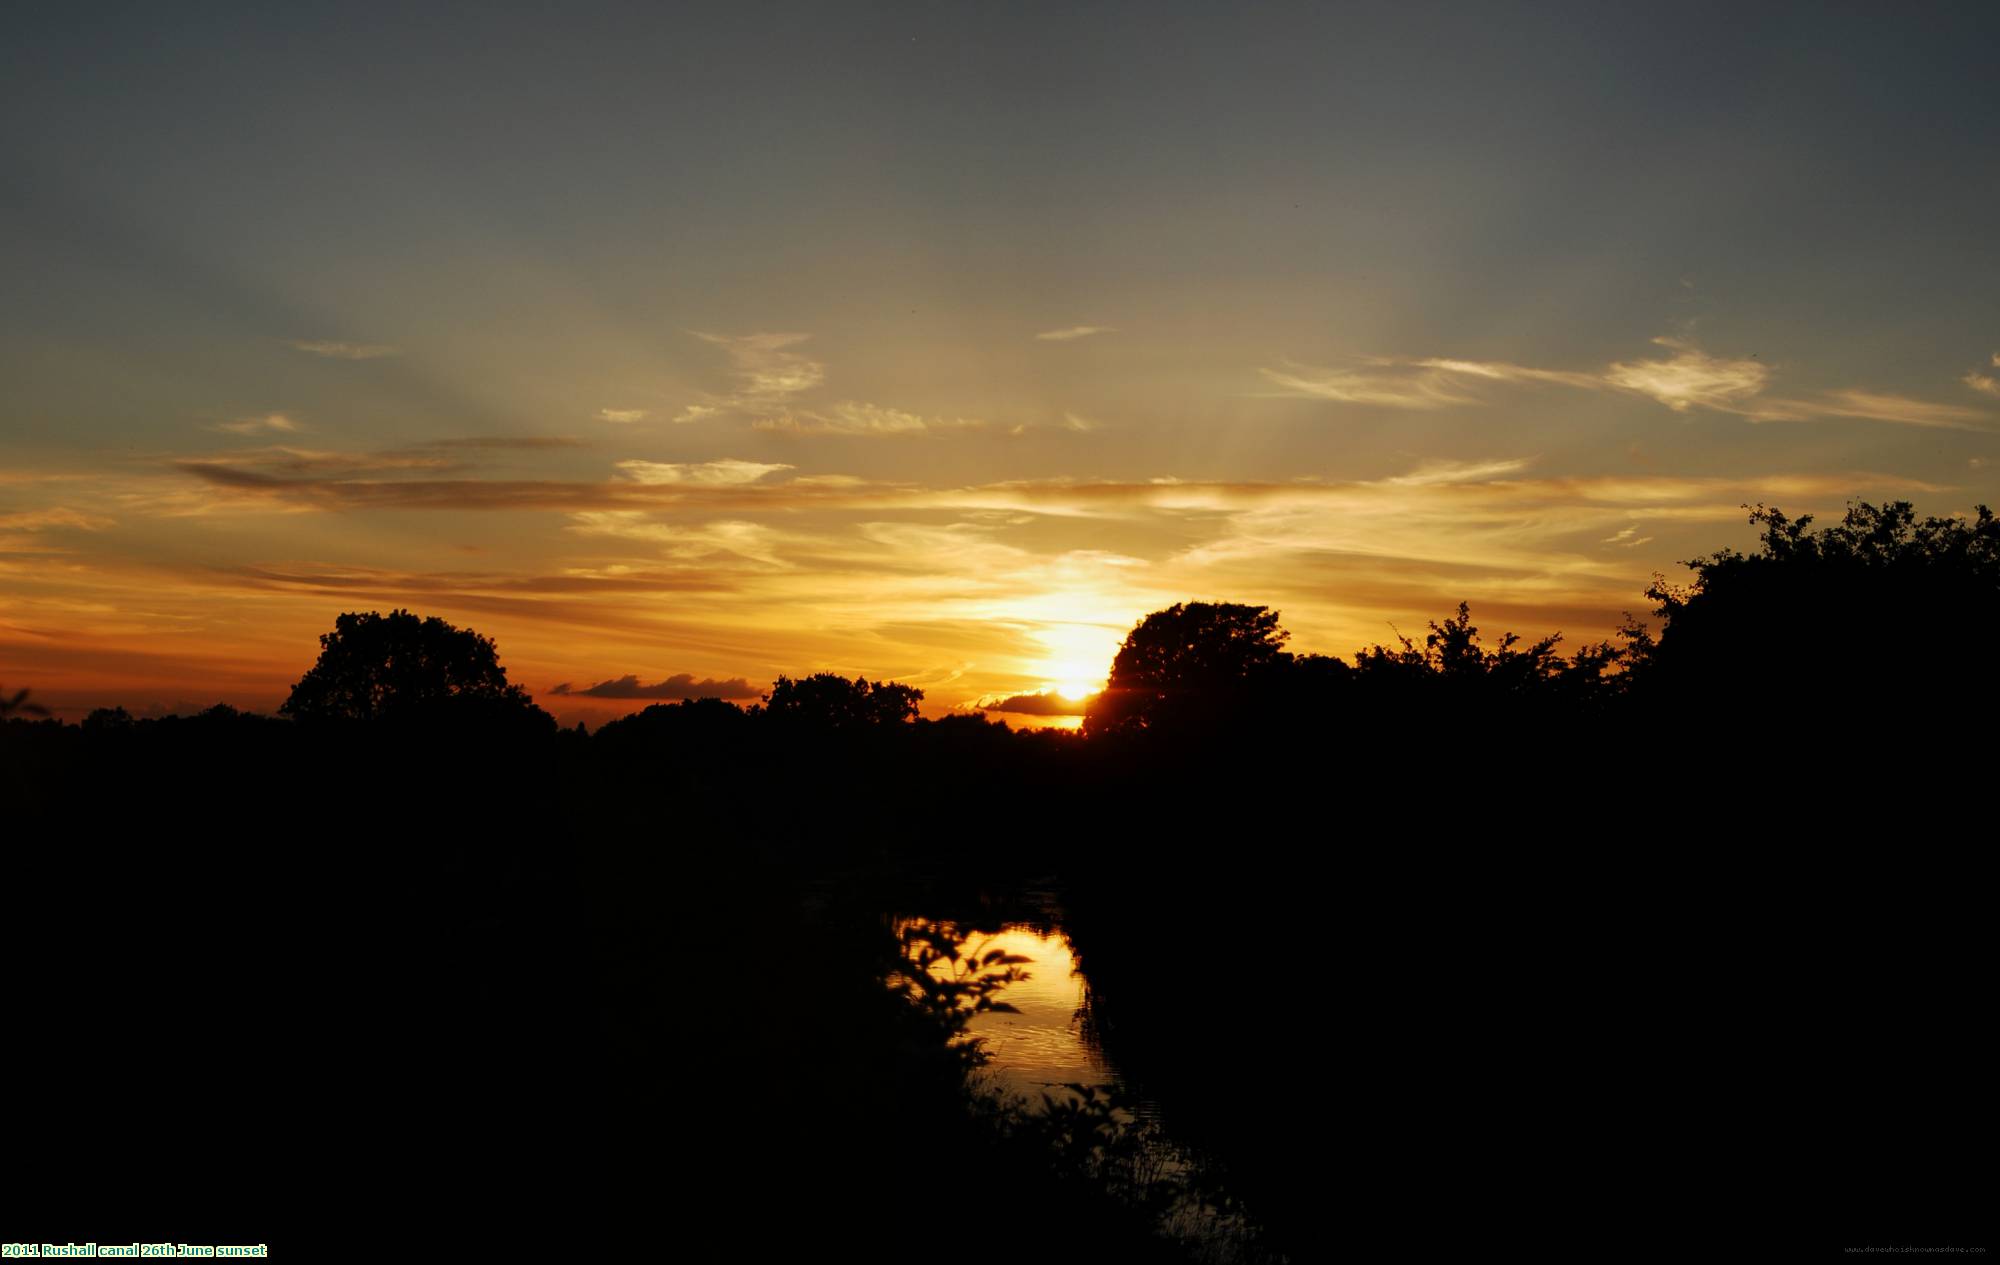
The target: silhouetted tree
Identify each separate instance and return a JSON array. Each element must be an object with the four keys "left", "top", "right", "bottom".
[
  {"left": 763, "top": 673, "right": 923, "bottom": 728},
  {"left": 1083, "top": 603, "right": 1294, "bottom": 737},
  {"left": 280, "top": 608, "right": 550, "bottom": 730},
  {"left": 1643, "top": 500, "right": 2000, "bottom": 728},
  {"left": 83, "top": 705, "right": 135, "bottom": 731}
]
